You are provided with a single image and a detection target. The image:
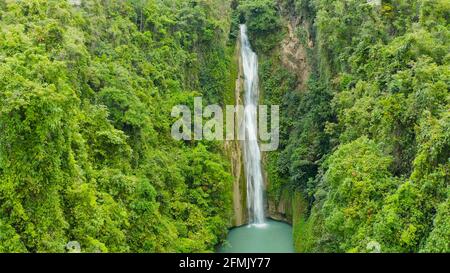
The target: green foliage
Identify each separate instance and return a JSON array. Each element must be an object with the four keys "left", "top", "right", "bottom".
[
  {"left": 0, "top": 219, "right": 27, "bottom": 252},
  {"left": 0, "top": 0, "right": 448, "bottom": 254},
  {"left": 318, "top": 137, "right": 397, "bottom": 252},
  {"left": 0, "top": 0, "right": 233, "bottom": 253},
  {"left": 372, "top": 181, "right": 427, "bottom": 252},
  {"left": 260, "top": 0, "right": 449, "bottom": 253}
]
